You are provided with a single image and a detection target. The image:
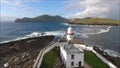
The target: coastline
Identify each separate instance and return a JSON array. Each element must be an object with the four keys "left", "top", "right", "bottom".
[
  {"left": 0, "top": 35, "right": 54, "bottom": 68},
  {"left": 0, "top": 35, "right": 120, "bottom": 68},
  {"left": 0, "top": 22, "right": 119, "bottom": 67},
  {"left": 68, "top": 23, "right": 120, "bottom": 26},
  {"left": 93, "top": 46, "right": 120, "bottom": 68}
]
